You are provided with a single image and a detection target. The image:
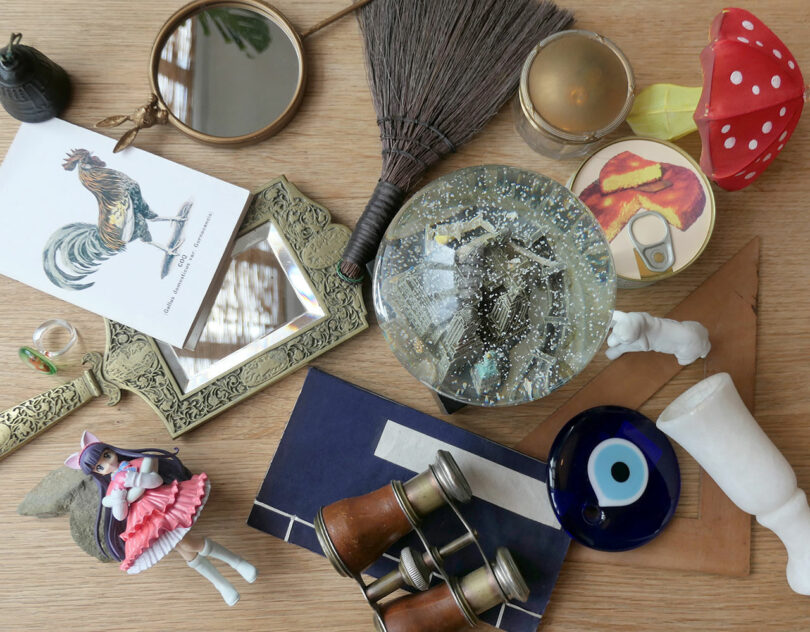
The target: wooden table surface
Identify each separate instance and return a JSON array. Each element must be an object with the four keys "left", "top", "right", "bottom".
[{"left": 1, "top": 1, "right": 809, "bottom": 630}]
